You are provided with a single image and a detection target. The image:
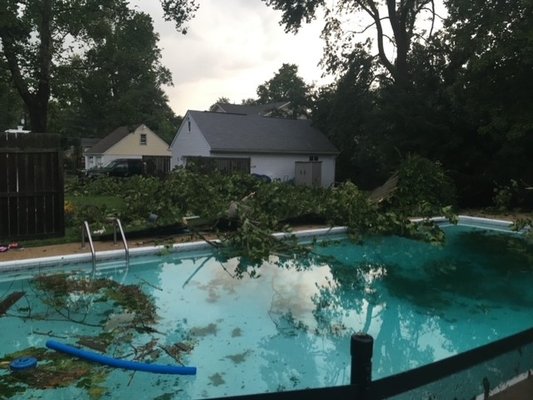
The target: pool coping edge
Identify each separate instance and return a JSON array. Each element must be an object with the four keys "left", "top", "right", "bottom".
[{"left": 0, "top": 216, "right": 515, "bottom": 271}]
